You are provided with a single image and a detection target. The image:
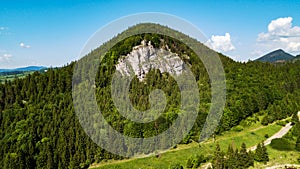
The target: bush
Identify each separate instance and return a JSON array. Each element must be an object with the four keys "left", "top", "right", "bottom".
[
  {"left": 193, "top": 154, "right": 206, "bottom": 168},
  {"left": 169, "top": 163, "right": 183, "bottom": 169},
  {"left": 276, "top": 121, "right": 287, "bottom": 126},
  {"left": 270, "top": 138, "right": 294, "bottom": 151},
  {"left": 186, "top": 156, "right": 193, "bottom": 168},
  {"left": 233, "top": 125, "right": 244, "bottom": 132},
  {"left": 186, "top": 154, "right": 206, "bottom": 168}
]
